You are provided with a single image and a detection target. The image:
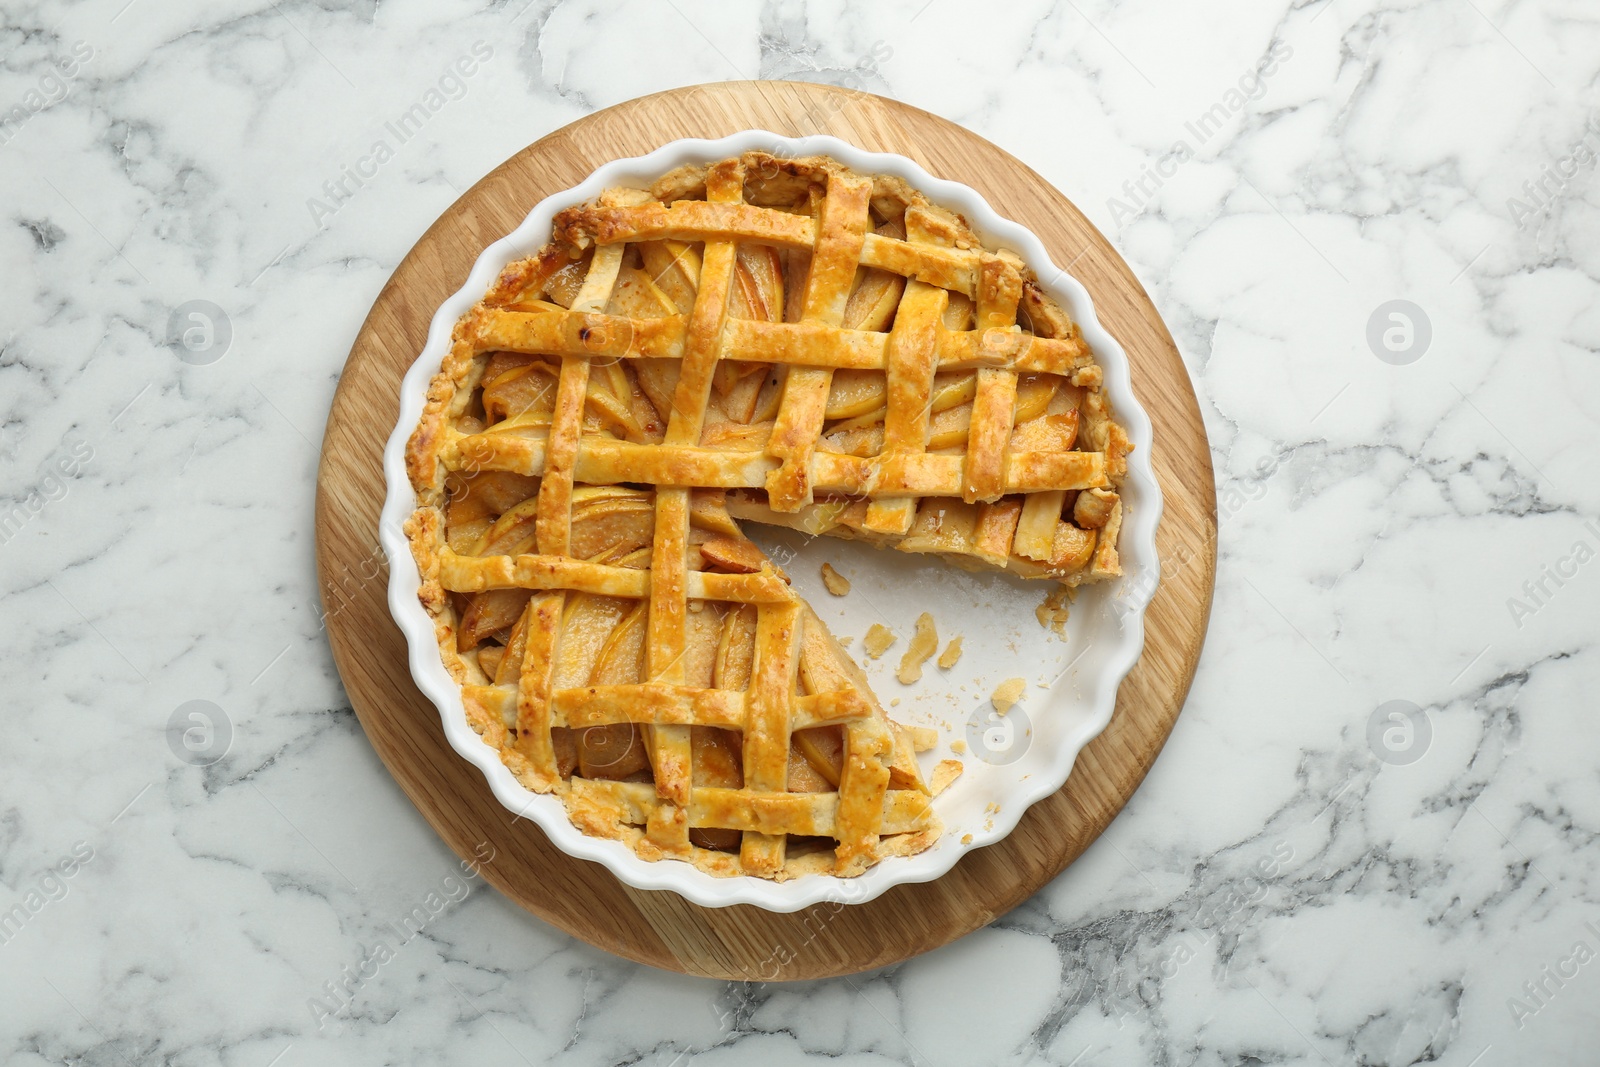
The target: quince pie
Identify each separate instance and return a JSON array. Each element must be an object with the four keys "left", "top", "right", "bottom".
[{"left": 405, "top": 152, "right": 1130, "bottom": 880}]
